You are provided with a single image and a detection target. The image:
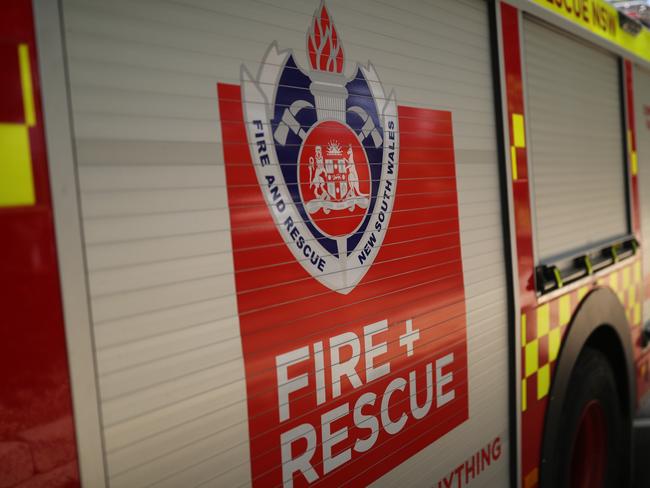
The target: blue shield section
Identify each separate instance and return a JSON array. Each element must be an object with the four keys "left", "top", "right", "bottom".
[{"left": 271, "top": 56, "right": 384, "bottom": 258}]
